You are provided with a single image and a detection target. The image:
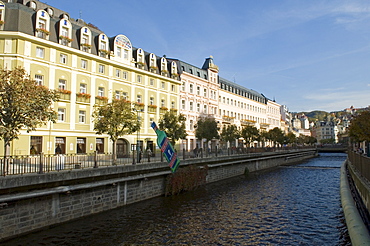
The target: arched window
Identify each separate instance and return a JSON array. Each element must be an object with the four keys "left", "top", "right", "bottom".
[
  {"left": 149, "top": 53, "right": 156, "bottom": 69},
  {"left": 171, "top": 61, "right": 177, "bottom": 75},
  {"left": 29, "top": 1, "right": 37, "bottom": 9},
  {"left": 111, "top": 34, "right": 132, "bottom": 64},
  {"left": 58, "top": 18, "right": 72, "bottom": 46},
  {"left": 47, "top": 8, "right": 54, "bottom": 17},
  {"left": 137, "top": 48, "right": 144, "bottom": 63},
  {"left": 98, "top": 33, "right": 109, "bottom": 57},
  {"left": 80, "top": 26, "right": 92, "bottom": 52},
  {"left": 161, "top": 57, "right": 167, "bottom": 71},
  {"left": 35, "top": 10, "right": 50, "bottom": 39}
]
